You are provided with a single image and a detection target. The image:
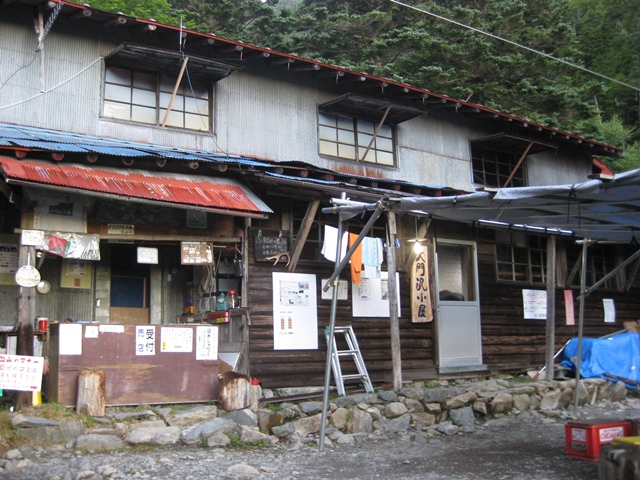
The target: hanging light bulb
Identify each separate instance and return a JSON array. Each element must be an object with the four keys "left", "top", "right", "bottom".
[{"left": 413, "top": 240, "right": 423, "bottom": 254}]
